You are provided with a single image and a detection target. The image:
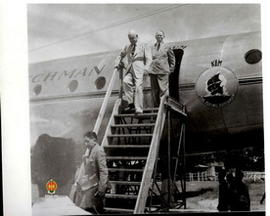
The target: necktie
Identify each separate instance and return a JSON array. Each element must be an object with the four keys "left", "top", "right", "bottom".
[
  {"left": 157, "top": 43, "right": 160, "bottom": 51},
  {"left": 131, "top": 44, "right": 136, "bottom": 56}
]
